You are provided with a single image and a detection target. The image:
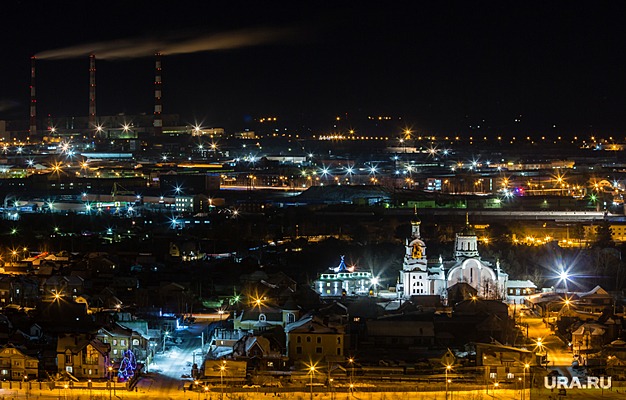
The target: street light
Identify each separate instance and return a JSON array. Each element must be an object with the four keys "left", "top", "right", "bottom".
[
  {"left": 523, "top": 363, "right": 530, "bottom": 400},
  {"left": 309, "top": 365, "right": 316, "bottom": 400},
  {"left": 220, "top": 362, "right": 226, "bottom": 400},
  {"left": 163, "top": 331, "right": 169, "bottom": 352},
  {"left": 445, "top": 365, "right": 452, "bottom": 400},
  {"left": 108, "top": 366, "right": 113, "bottom": 400},
  {"left": 347, "top": 357, "right": 355, "bottom": 386},
  {"left": 493, "top": 382, "right": 499, "bottom": 399}
]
